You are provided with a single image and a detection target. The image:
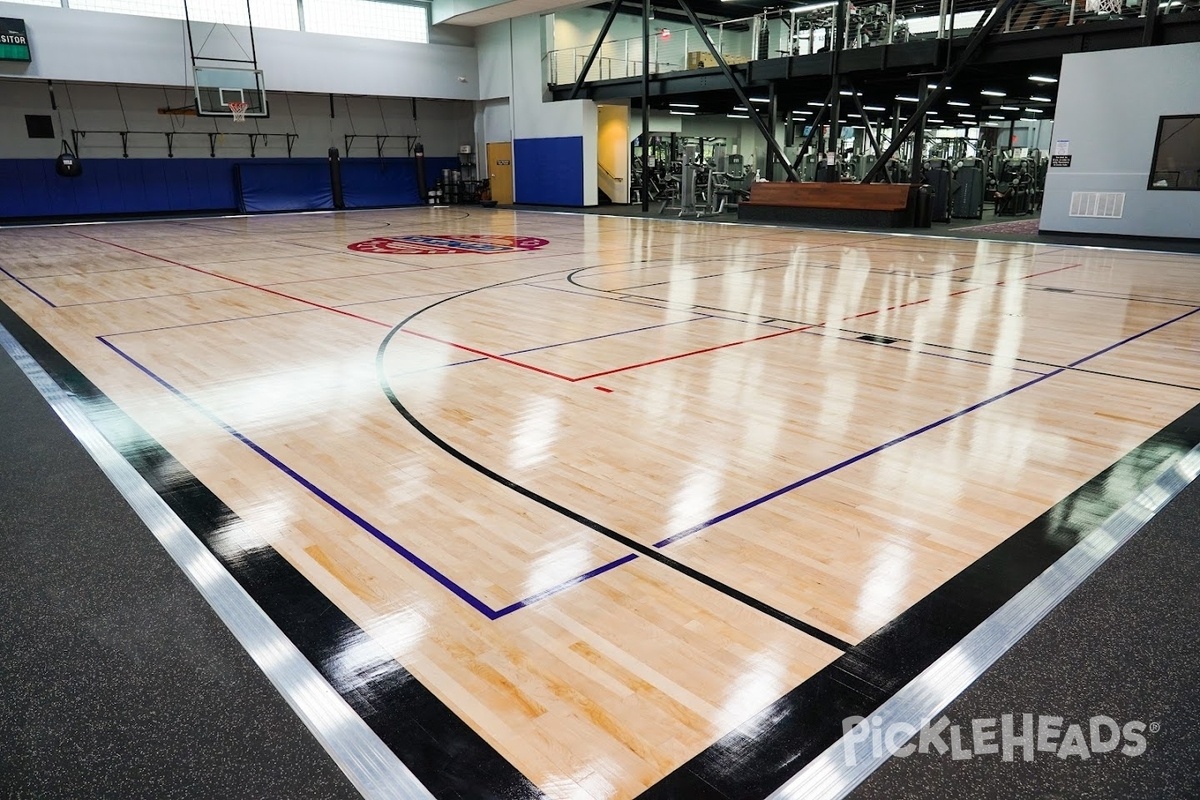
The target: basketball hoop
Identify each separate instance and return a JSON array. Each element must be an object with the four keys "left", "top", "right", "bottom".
[
  {"left": 228, "top": 101, "right": 249, "bottom": 122},
  {"left": 1085, "top": 0, "right": 1121, "bottom": 14}
]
